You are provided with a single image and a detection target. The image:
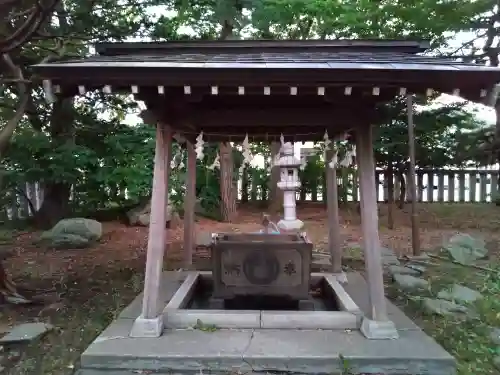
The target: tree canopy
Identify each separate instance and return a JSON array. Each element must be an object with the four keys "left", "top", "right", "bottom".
[{"left": 0, "top": 0, "right": 495, "bottom": 226}]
